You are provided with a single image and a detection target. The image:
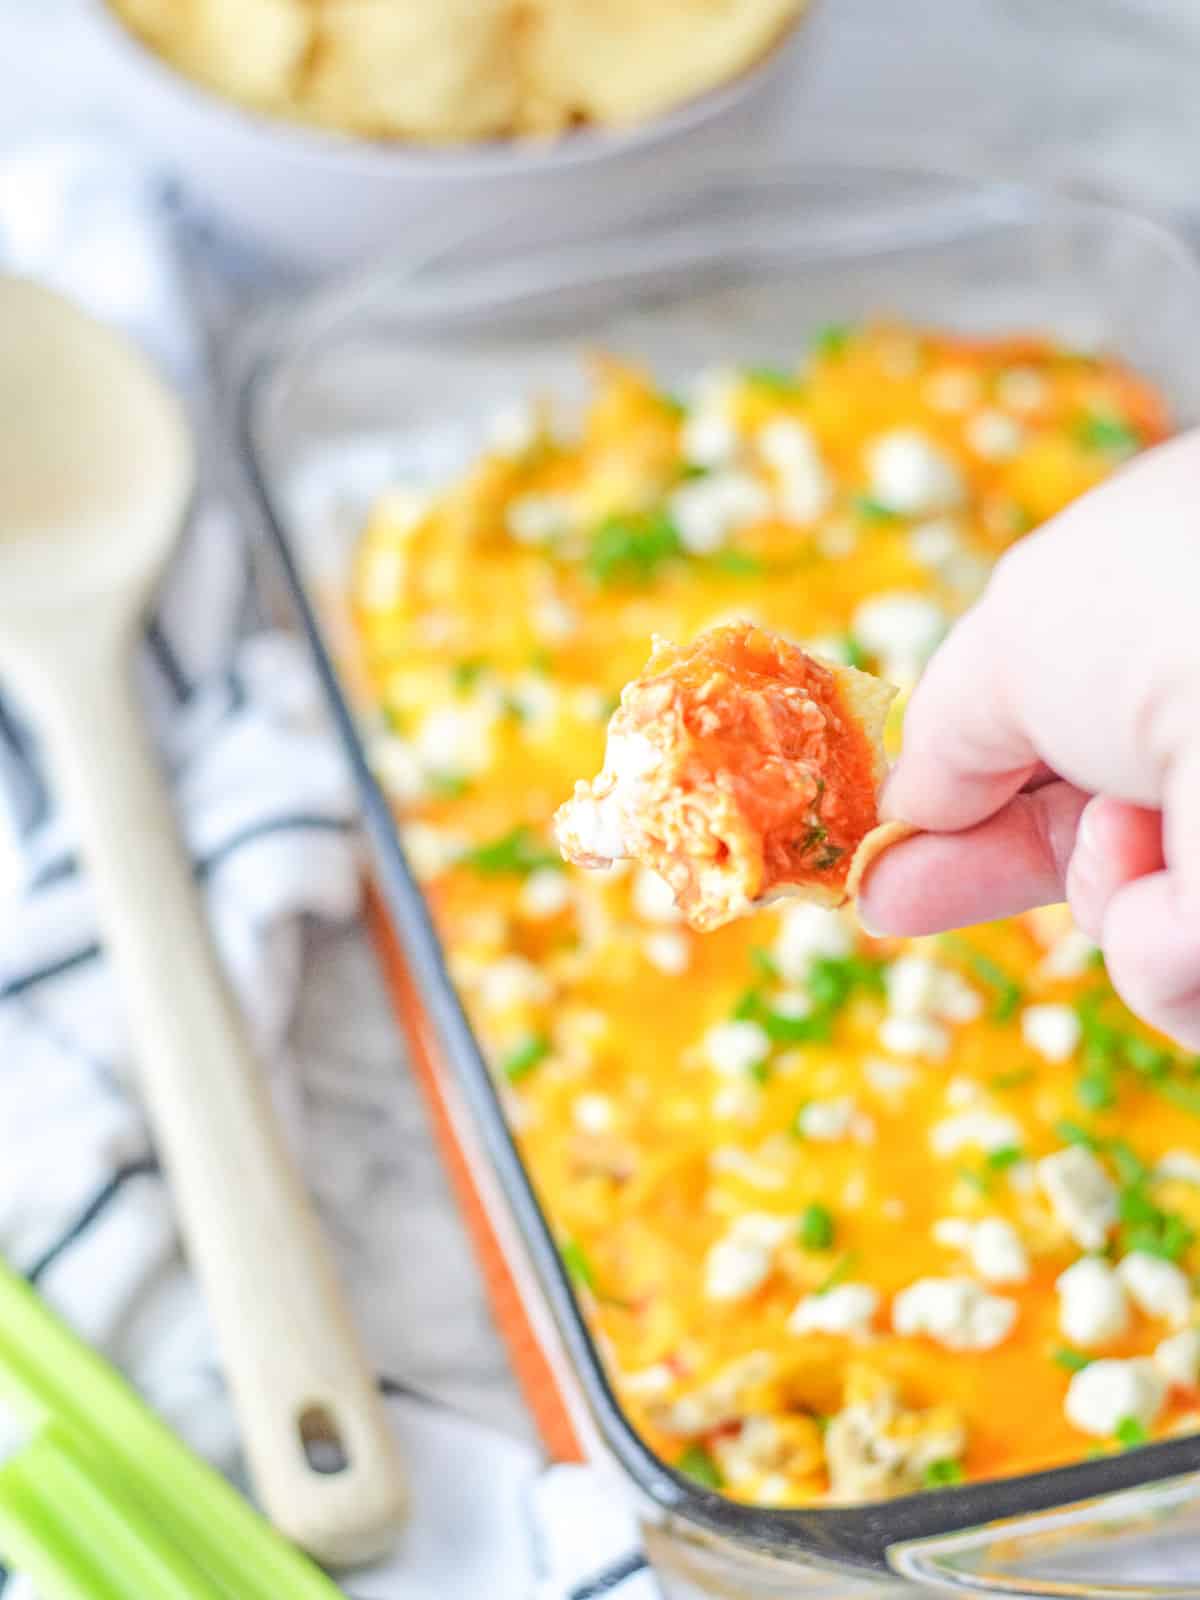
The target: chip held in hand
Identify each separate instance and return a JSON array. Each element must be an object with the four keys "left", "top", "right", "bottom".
[{"left": 555, "top": 621, "right": 909, "bottom": 931}]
